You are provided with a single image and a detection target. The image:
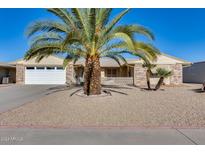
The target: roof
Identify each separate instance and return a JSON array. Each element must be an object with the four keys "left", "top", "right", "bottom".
[
  {"left": 160, "top": 53, "right": 191, "bottom": 65},
  {"left": 10, "top": 55, "right": 64, "bottom": 66},
  {"left": 137, "top": 53, "right": 191, "bottom": 65},
  {"left": 0, "top": 62, "right": 15, "bottom": 68},
  {"left": 75, "top": 58, "right": 138, "bottom": 67},
  {"left": 75, "top": 53, "right": 191, "bottom": 67},
  {"left": 10, "top": 52, "right": 191, "bottom": 67}
]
